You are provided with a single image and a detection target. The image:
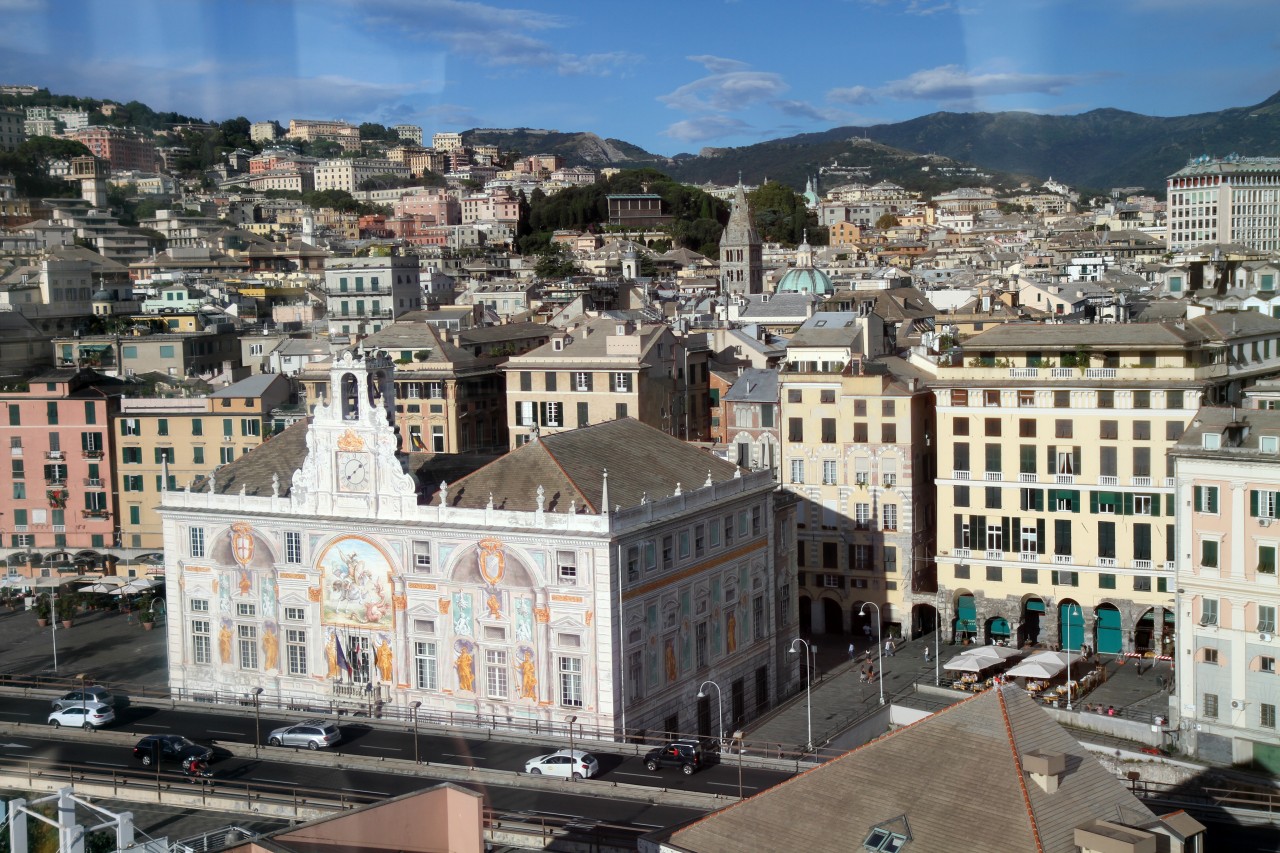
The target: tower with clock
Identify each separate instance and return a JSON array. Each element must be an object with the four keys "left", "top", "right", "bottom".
[{"left": 289, "top": 348, "right": 418, "bottom": 515}]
